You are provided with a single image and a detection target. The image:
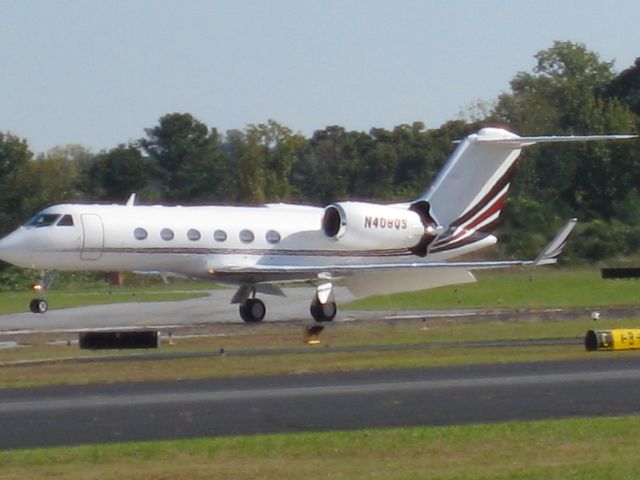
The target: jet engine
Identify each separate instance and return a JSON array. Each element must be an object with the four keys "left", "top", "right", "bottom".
[{"left": 321, "top": 201, "right": 436, "bottom": 254}]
